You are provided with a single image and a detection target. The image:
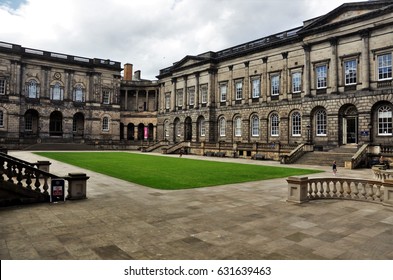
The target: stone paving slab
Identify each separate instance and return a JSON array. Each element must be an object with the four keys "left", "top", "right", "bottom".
[{"left": 1, "top": 151, "right": 393, "bottom": 260}]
